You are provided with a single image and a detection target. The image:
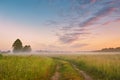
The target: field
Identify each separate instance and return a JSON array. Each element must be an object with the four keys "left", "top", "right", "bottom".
[
  {"left": 56, "top": 53, "right": 120, "bottom": 80},
  {"left": 0, "top": 55, "right": 56, "bottom": 80},
  {"left": 0, "top": 53, "right": 120, "bottom": 80}
]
